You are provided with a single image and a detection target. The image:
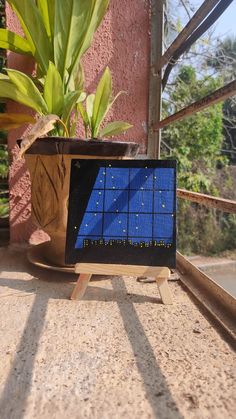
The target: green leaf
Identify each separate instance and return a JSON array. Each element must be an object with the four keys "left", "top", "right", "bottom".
[
  {"left": 62, "top": 90, "right": 84, "bottom": 125},
  {"left": 8, "top": 0, "right": 52, "bottom": 74},
  {"left": 0, "top": 113, "right": 36, "bottom": 131},
  {"left": 68, "top": 0, "right": 110, "bottom": 85},
  {"left": 99, "top": 121, "right": 133, "bottom": 138},
  {"left": 44, "top": 62, "right": 64, "bottom": 115},
  {"left": 0, "top": 79, "right": 45, "bottom": 113},
  {"left": 86, "top": 94, "right": 95, "bottom": 123},
  {"left": 54, "top": 0, "right": 109, "bottom": 83},
  {"left": 91, "top": 67, "right": 112, "bottom": 137},
  {"left": 77, "top": 103, "right": 89, "bottom": 136},
  {"left": 36, "top": 0, "right": 55, "bottom": 41},
  {"left": 6, "top": 69, "right": 48, "bottom": 114},
  {"left": 0, "top": 28, "right": 32, "bottom": 55}
]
